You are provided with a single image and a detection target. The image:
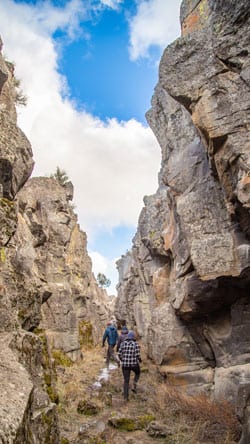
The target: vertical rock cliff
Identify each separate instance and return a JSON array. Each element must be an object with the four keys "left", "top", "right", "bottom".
[
  {"left": 17, "top": 176, "right": 110, "bottom": 360},
  {"left": 0, "top": 38, "right": 110, "bottom": 443},
  {"left": 0, "top": 38, "right": 51, "bottom": 444},
  {"left": 115, "top": 0, "right": 250, "bottom": 439}
]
